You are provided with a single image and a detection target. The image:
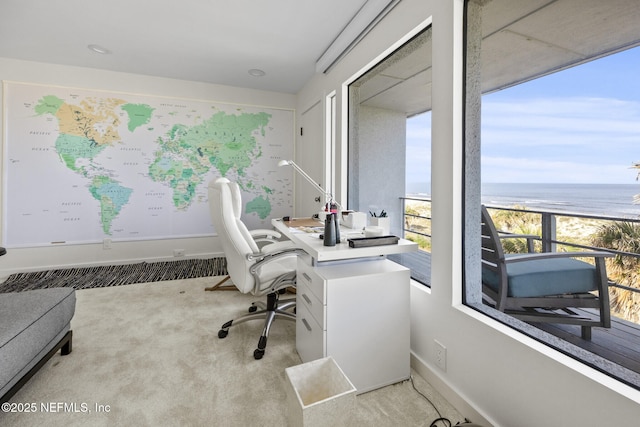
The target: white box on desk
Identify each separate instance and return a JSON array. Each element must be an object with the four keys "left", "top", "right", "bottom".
[{"left": 341, "top": 211, "right": 366, "bottom": 230}]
